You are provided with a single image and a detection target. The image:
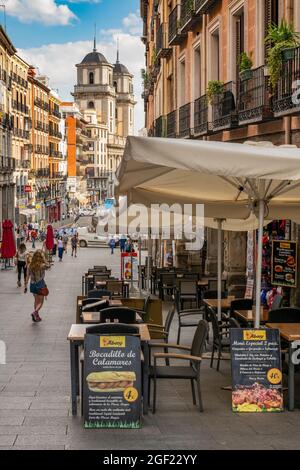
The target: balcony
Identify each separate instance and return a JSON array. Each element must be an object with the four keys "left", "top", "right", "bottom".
[
  {"left": 50, "top": 109, "right": 61, "bottom": 119},
  {"left": 169, "top": 5, "right": 187, "bottom": 46},
  {"left": 180, "top": 0, "right": 202, "bottom": 33},
  {"left": 20, "top": 160, "right": 31, "bottom": 169},
  {"left": 212, "top": 81, "right": 238, "bottom": 132},
  {"left": 50, "top": 172, "right": 64, "bottom": 179},
  {"left": 49, "top": 150, "right": 63, "bottom": 159},
  {"left": 179, "top": 103, "right": 191, "bottom": 138},
  {"left": 167, "top": 110, "right": 177, "bottom": 138},
  {"left": 0, "top": 156, "right": 15, "bottom": 171},
  {"left": 194, "top": 95, "right": 211, "bottom": 136},
  {"left": 36, "top": 168, "right": 50, "bottom": 178},
  {"left": 11, "top": 73, "right": 28, "bottom": 89},
  {"left": 49, "top": 129, "right": 62, "bottom": 139},
  {"left": 195, "top": 0, "right": 219, "bottom": 14},
  {"left": 155, "top": 116, "right": 167, "bottom": 137},
  {"left": 273, "top": 46, "right": 300, "bottom": 117},
  {"left": 12, "top": 100, "right": 29, "bottom": 115},
  {"left": 238, "top": 66, "right": 273, "bottom": 125},
  {"left": 13, "top": 128, "right": 29, "bottom": 140},
  {"left": 156, "top": 23, "right": 171, "bottom": 60},
  {"left": 35, "top": 145, "right": 49, "bottom": 155}
]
